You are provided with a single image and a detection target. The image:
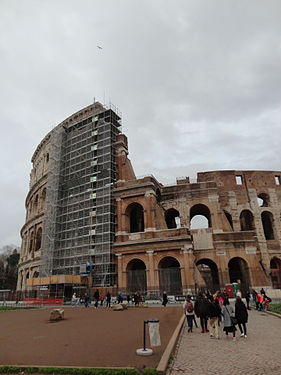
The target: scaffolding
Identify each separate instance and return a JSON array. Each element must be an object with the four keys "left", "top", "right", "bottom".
[{"left": 40, "top": 103, "right": 121, "bottom": 288}]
